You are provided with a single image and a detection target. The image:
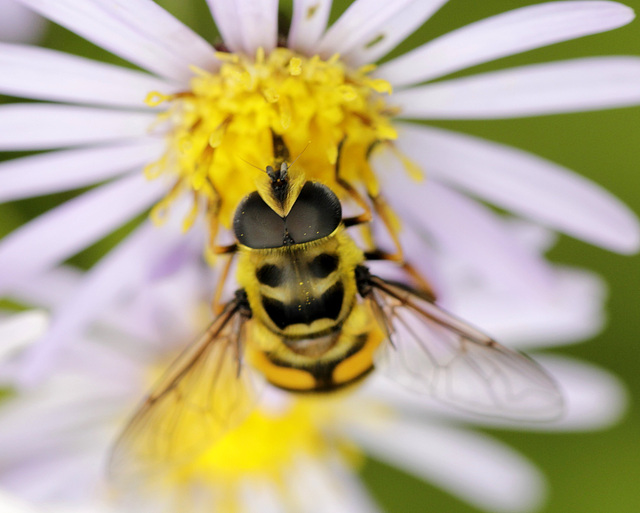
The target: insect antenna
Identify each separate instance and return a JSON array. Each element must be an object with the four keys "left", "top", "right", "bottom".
[
  {"left": 286, "top": 141, "right": 311, "bottom": 172},
  {"left": 237, "top": 155, "right": 265, "bottom": 173}
]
